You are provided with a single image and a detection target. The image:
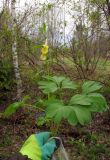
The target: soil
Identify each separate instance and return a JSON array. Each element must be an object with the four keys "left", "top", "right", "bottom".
[{"left": 0, "top": 108, "right": 110, "bottom": 160}]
